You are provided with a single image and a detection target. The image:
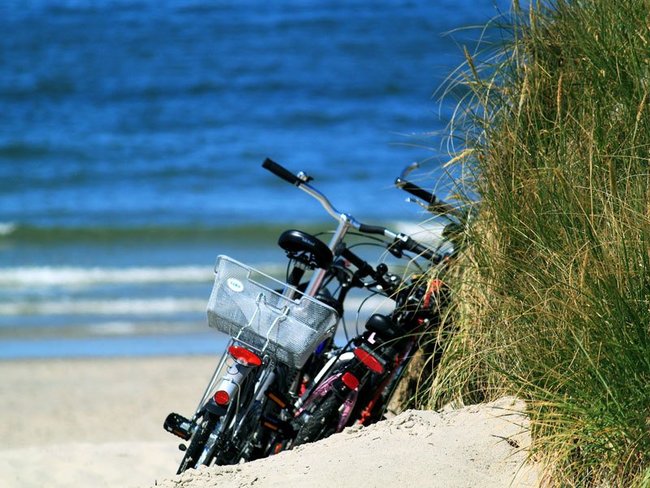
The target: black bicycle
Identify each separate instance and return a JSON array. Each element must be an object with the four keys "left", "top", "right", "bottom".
[
  {"left": 164, "top": 159, "right": 438, "bottom": 473},
  {"left": 283, "top": 162, "right": 465, "bottom": 448}
]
